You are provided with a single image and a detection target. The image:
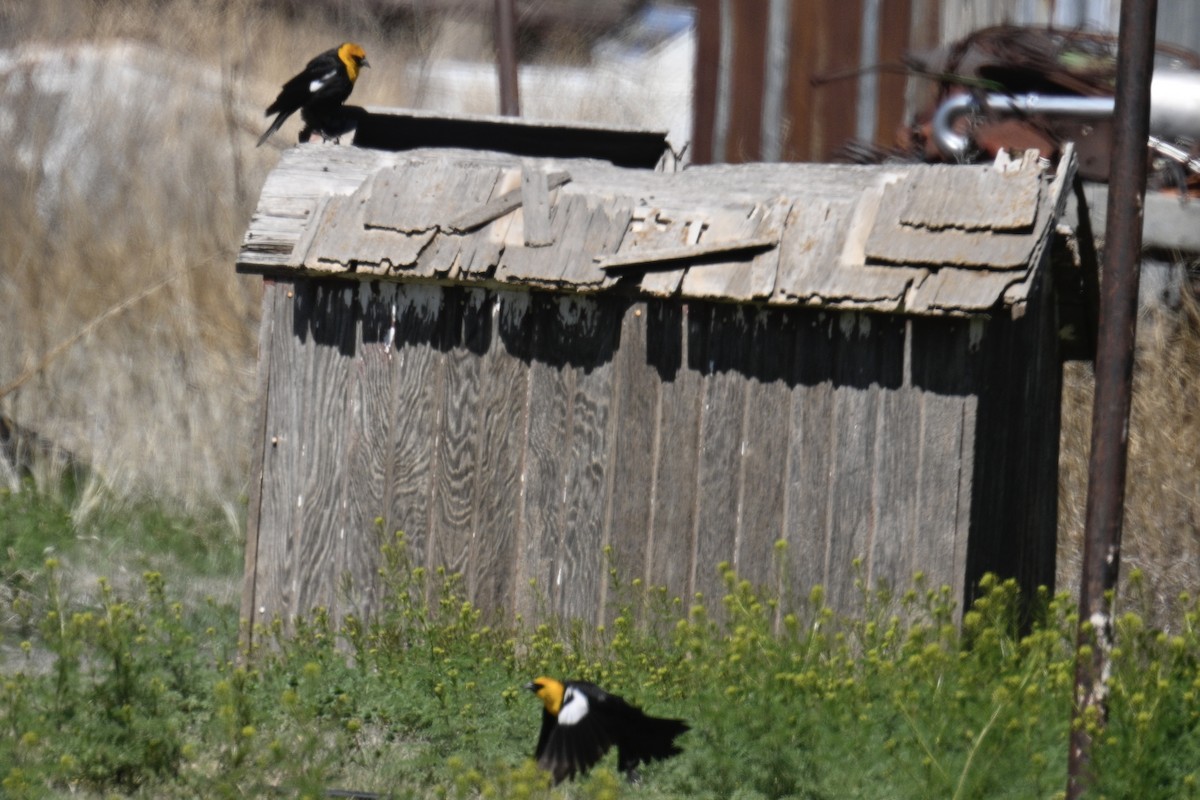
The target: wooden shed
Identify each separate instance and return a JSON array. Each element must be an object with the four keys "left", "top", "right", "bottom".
[{"left": 236, "top": 109, "right": 1090, "bottom": 637}]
